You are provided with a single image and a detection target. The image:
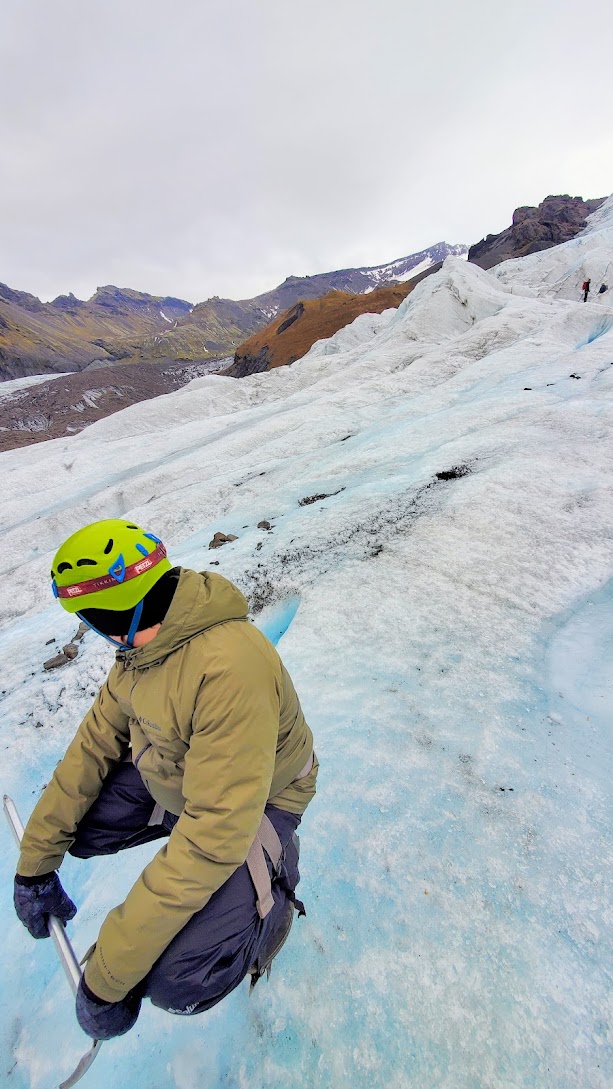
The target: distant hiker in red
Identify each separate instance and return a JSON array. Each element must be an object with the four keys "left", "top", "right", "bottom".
[{"left": 582, "top": 278, "right": 591, "bottom": 302}]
